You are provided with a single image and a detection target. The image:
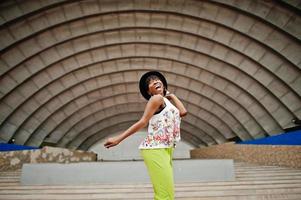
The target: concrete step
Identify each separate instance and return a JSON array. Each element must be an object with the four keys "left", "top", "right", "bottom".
[
  {"left": 236, "top": 176, "right": 301, "bottom": 180},
  {"left": 0, "top": 161, "right": 300, "bottom": 199},
  {"left": 1, "top": 179, "right": 301, "bottom": 189},
  {"left": 235, "top": 170, "right": 301, "bottom": 174},
  {"left": 235, "top": 169, "right": 301, "bottom": 172},
  {"left": 1, "top": 183, "right": 301, "bottom": 194},
  {"left": 233, "top": 164, "right": 299, "bottom": 170},
  {"left": 0, "top": 188, "right": 301, "bottom": 200},
  {"left": 174, "top": 195, "right": 301, "bottom": 200},
  {"left": 235, "top": 172, "right": 301, "bottom": 177},
  {"left": 0, "top": 172, "right": 21, "bottom": 175},
  {"left": 0, "top": 179, "right": 20, "bottom": 183},
  {"left": 0, "top": 177, "right": 20, "bottom": 180}
]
